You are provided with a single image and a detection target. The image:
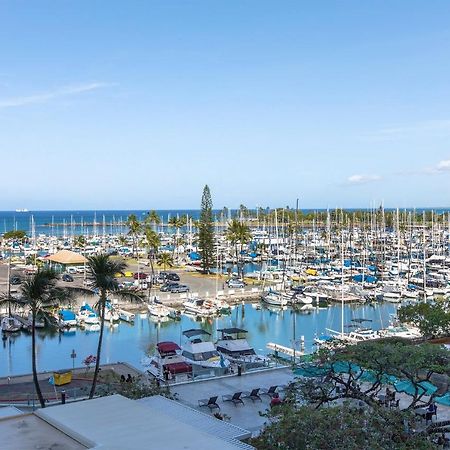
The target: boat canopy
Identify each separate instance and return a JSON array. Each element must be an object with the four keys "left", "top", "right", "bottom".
[
  {"left": 157, "top": 341, "right": 181, "bottom": 353},
  {"left": 217, "top": 328, "right": 248, "bottom": 334},
  {"left": 60, "top": 310, "right": 76, "bottom": 320},
  {"left": 182, "top": 329, "right": 211, "bottom": 338}
]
